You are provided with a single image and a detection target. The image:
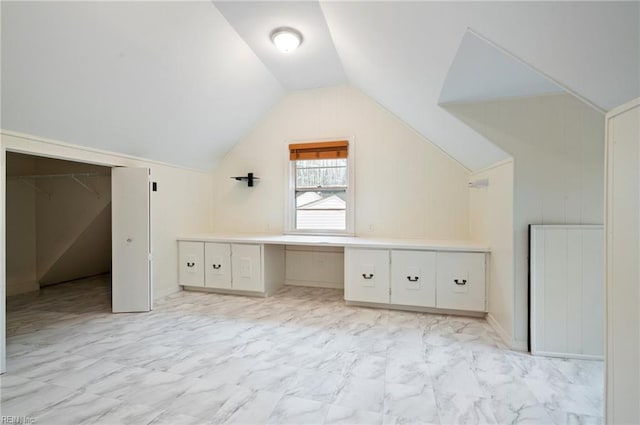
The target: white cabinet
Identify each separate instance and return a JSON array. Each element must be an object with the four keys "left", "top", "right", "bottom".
[
  {"left": 179, "top": 241, "right": 283, "bottom": 295},
  {"left": 178, "top": 241, "right": 204, "bottom": 287},
  {"left": 391, "top": 250, "right": 436, "bottom": 308},
  {"left": 230, "top": 244, "right": 262, "bottom": 292},
  {"left": 204, "top": 242, "right": 231, "bottom": 289},
  {"left": 345, "top": 248, "right": 486, "bottom": 313},
  {"left": 436, "top": 252, "right": 486, "bottom": 312},
  {"left": 345, "top": 248, "right": 390, "bottom": 304}
]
